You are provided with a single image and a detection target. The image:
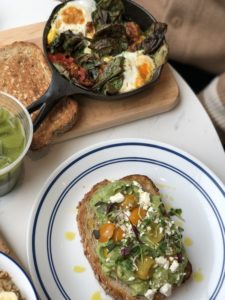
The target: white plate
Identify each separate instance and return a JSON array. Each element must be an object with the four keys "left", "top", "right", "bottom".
[
  {"left": 0, "top": 251, "right": 38, "bottom": 299},
  {"left": 27, "top": 138, "right": 225, "bottom": 300}
]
